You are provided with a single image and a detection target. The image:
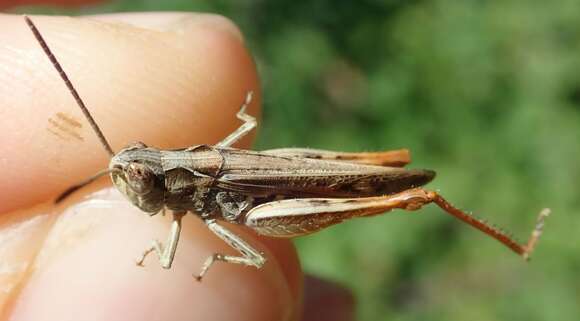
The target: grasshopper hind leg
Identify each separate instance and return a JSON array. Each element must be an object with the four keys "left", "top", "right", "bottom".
[
  {"left": 216, "top": 91, "right": 256, "bottom": 148},
  {"left": 243, "top": 189, "right": 549, "bottom": 259}
]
